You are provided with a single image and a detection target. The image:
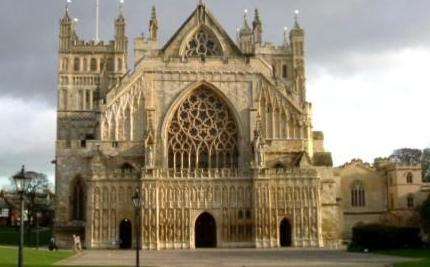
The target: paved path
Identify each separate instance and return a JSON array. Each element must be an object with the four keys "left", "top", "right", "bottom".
[{"left": 56, "top": 248, "right": 413, "bottom": 267}]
